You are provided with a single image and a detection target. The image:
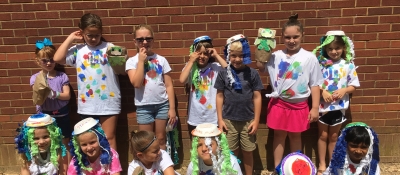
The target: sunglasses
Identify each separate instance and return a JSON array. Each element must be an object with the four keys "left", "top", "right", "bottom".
[
  {"left": 84, "top": 34, "right": 101, "bottom": 39},
  {"left": 135, "top": 37, "right": 153, "bottom": 43},
  {"left": 40, "top": 58, "right": 55, "bottom": 64}
]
